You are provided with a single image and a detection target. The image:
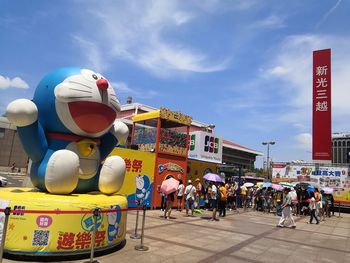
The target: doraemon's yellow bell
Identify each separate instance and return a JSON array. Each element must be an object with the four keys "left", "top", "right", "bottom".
[{"left": 76, "top": 139, "right": 98, "bottom": 157}]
